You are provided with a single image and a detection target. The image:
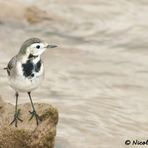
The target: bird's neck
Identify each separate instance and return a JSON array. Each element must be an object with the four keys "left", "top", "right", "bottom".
[{"left": 20, "top": 53, "right": 41, "bottom": 64}]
